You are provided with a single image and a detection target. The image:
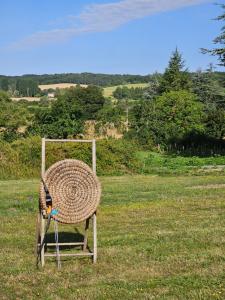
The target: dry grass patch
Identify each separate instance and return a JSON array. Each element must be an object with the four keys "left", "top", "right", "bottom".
[
  {"left": 39, "top": 83, "right": 88, "bottom": 90},
  {"left": 186, "top": 184, "right": 225, "bottom": 190}
]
